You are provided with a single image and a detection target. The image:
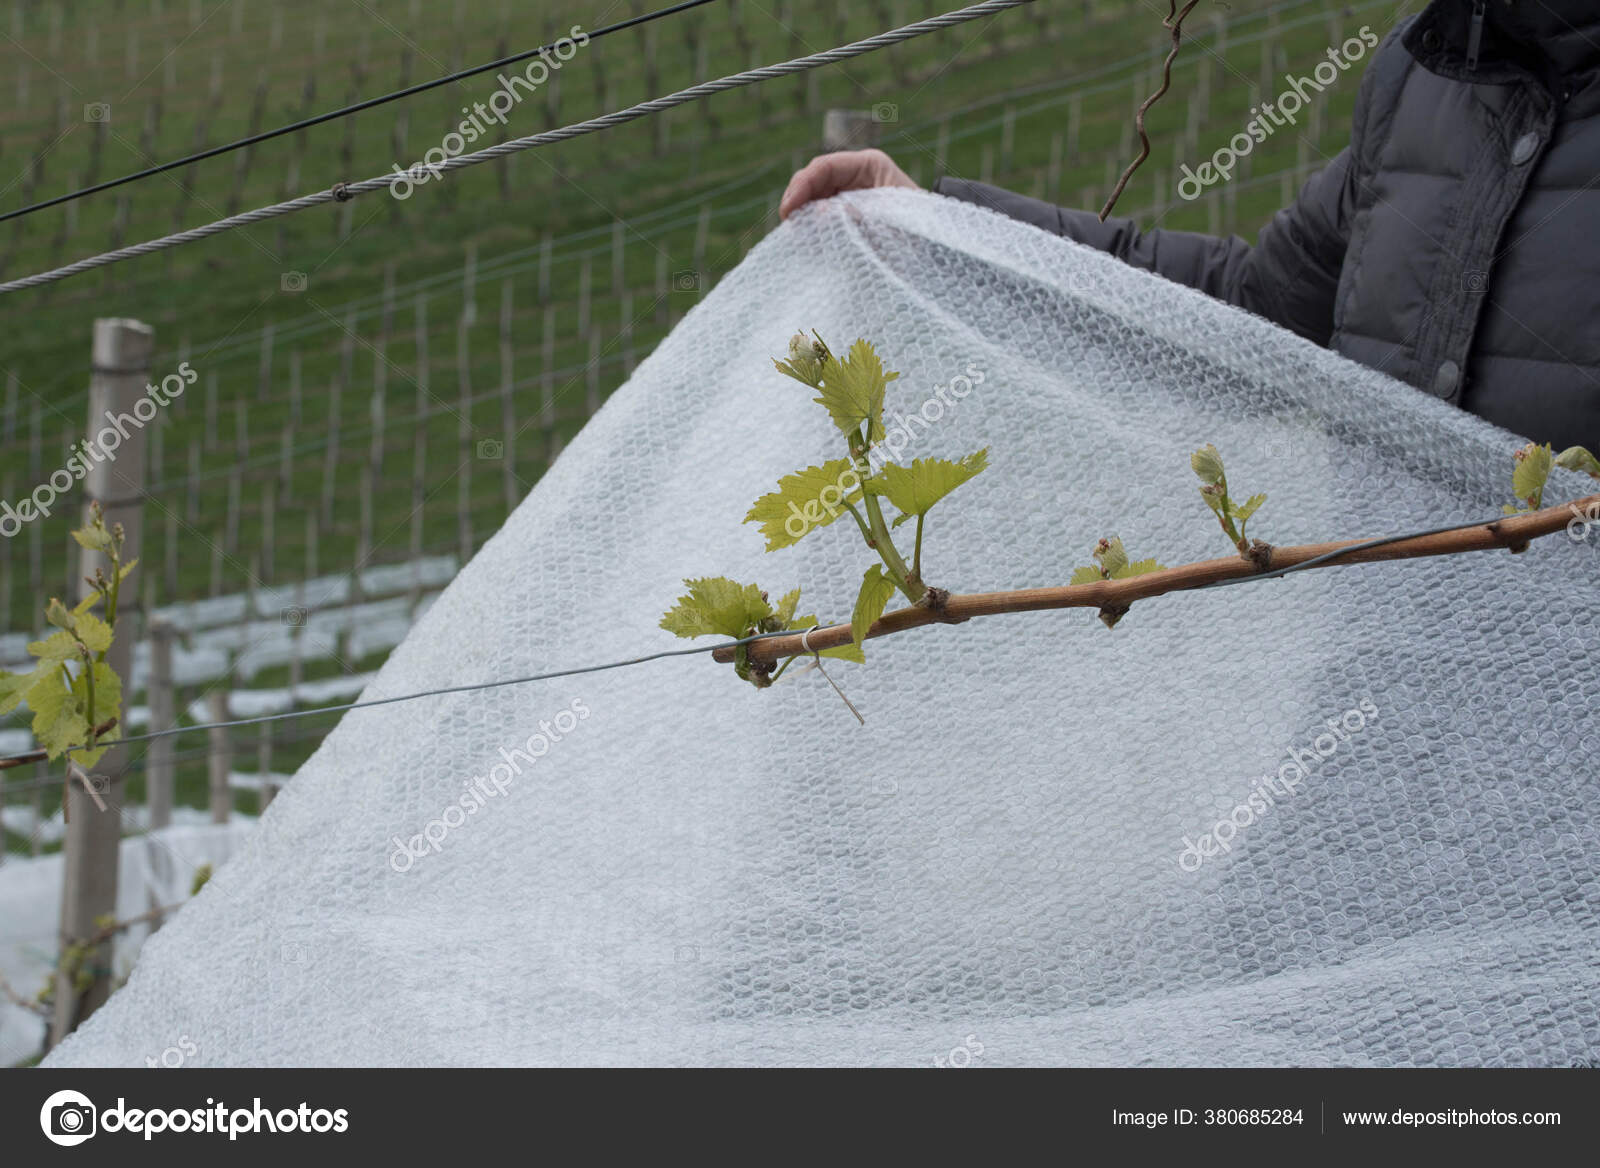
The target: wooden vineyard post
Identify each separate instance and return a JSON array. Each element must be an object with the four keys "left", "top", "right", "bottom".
[
  {"left": 145, "top": 618, "right": 176, "bottom": 832},
  {"left": 499, "top": 279, "right": 518, "bottom": 512},
  {"left": 258, "top": 719, "right": 277, "bottom": 811},
  {"left": 50, "top": 318, "right": 153, "bottom": 1048},
  {"left": 207, "top": 690, "right": 232, "bottom": 825}
]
